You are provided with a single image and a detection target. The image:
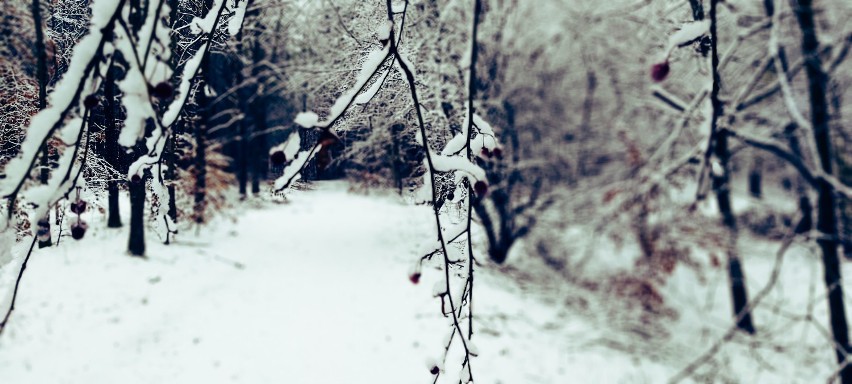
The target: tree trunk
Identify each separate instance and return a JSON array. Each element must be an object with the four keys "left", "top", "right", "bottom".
[
  {"left": 165, "top": 0, "right": 180, "bottom": 222},
  {"left": 709, "top": 0, "right": 755, "bottom": 334},
  {"left": 238, "top": 120, "right": 248, "bottom": 198},
  {"left": 193, "top": 0, "right": 214, "bottom": 223},
  {"left": 793, "top": 1, "right": 852, "bottom": 381},
  {"left": 33, "top": 0, "right": 52, "bottom": 248},
  {"left": 104, "top": 62, "right": 122, "bottom": 228},
  {"left": 194, "top": 94, "right": 207, "bottom": 224},
  {"left": 165, "top": 133, "right": 178, "bottom": 223},
  {"left": 128, "top": 176, "right": 145, "bottom": 257},
  {"left": 250, "top": 40, "right": 267, "bottom": 195},
  {"left": 784, "top": 125, "right": 813, "bottom": 234},
  {"left": 748, "top": 159, "right": 762, "bottom": 199}
]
